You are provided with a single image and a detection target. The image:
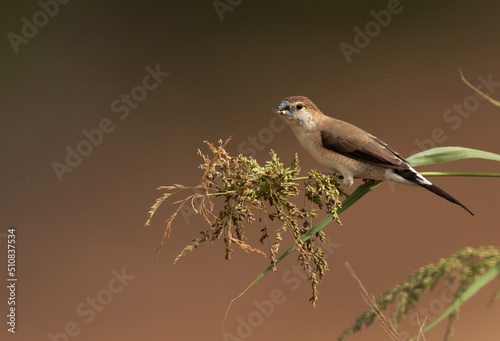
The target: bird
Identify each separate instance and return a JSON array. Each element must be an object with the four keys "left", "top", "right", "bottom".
[{"left": 276, "top": 95, "right": 473, "bottom": 215}]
